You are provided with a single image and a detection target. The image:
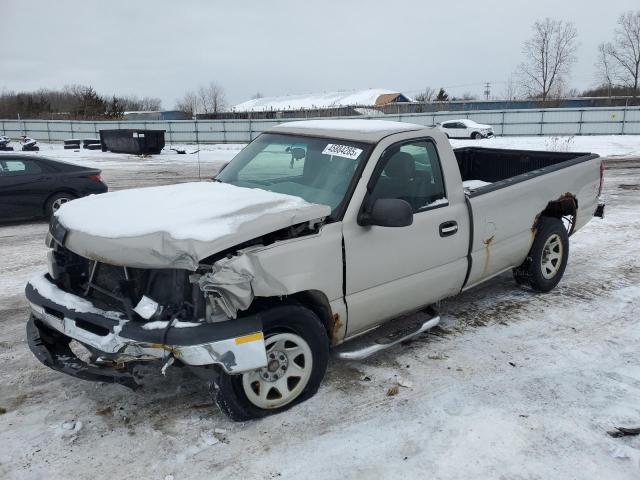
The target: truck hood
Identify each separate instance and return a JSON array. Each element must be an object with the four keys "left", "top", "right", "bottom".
[{"left": 54, "top": 182, "right": 331, "bottom": 270}]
